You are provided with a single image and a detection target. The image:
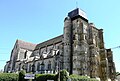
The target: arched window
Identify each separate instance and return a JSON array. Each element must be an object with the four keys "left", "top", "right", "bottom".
[
  {"left": 48, "top": 61, "right": 51, "bottom": 71},
  {"left": 29, "top": 64, "right": 31, "bottom": 72},
  {"left": 25, "top": 64, "right": 28, "bottom": 72},
  {"left": 32, "top": 64, "right": 35, "bottom": 72},
  {"left": 18, "top": 63, "right": 21, "bottom": 71},
  {"left": 37, "top": 62, "right": 40, "bottom": 71},
  {"left": 95, "top": 36, "right": 98, "bottom": 47},
  {"left": 41, "top": 62, "right": 45, "bottom": 71}
]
